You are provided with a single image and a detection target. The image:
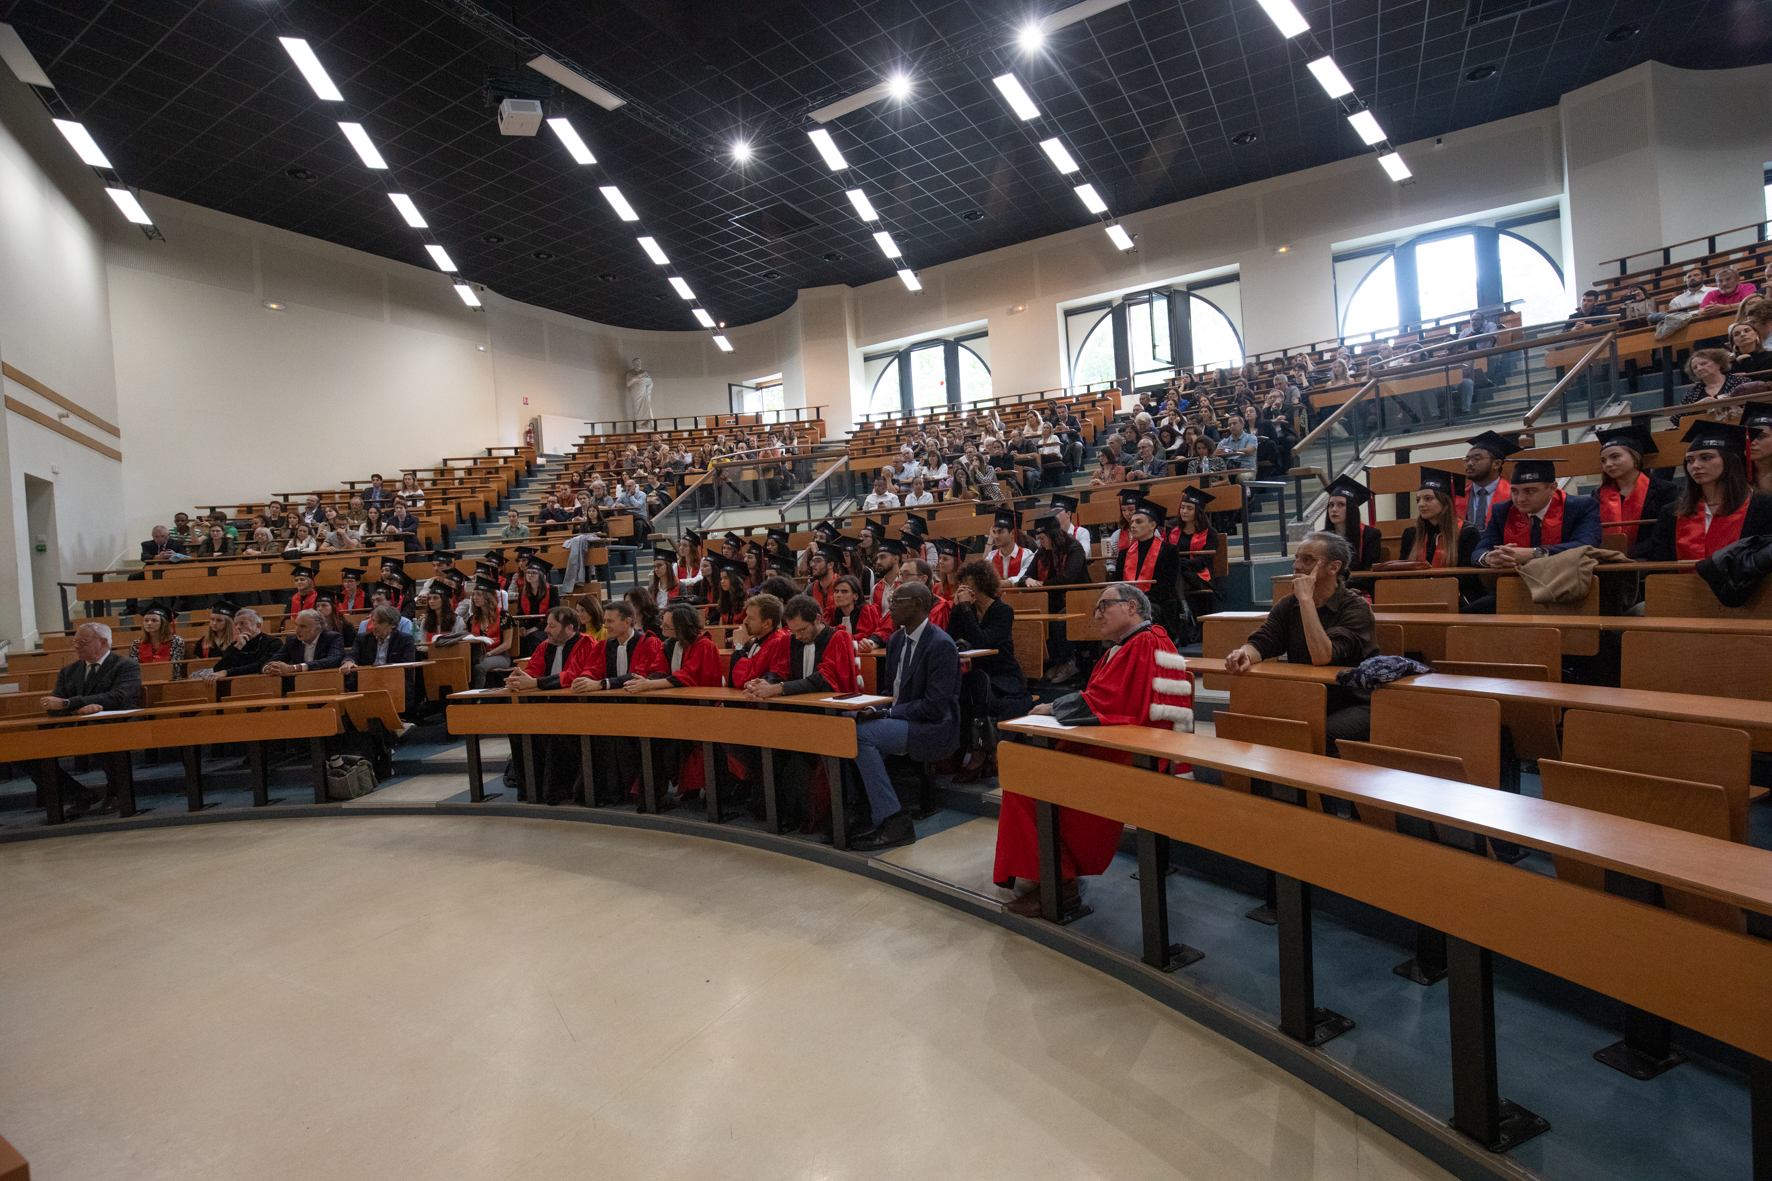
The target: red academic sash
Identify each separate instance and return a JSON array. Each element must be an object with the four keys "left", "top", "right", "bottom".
[
  {"left": 1598, "top": 478, "right": 1650, "bottom": 545},
  {"left": 1186, "top": 530, "right": 1212, "bottom": 582},
  {"left": 1456, "top": 478, "right": 1509, "bottom": 526},
  {"left": 337, "top": 588, "right": 366, "bottom": 611},
  {"left": 990, "top": 548, "right": 1031, "bottom": 581},
  {"left": 1503, "top": 489, "right": 1565, "bottom": 548},
  {"left": 288, "top": 590, "right": 317, "bottom": 614},
  {"left": 1674, "top": 500, "right": 1749, "bottom": 559},
  {"left": 137, "top": 640, "right": 172, "bottom": 664},
  {"left": 1124, "top": 537, "right": 1161, "bottom": 583}
]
